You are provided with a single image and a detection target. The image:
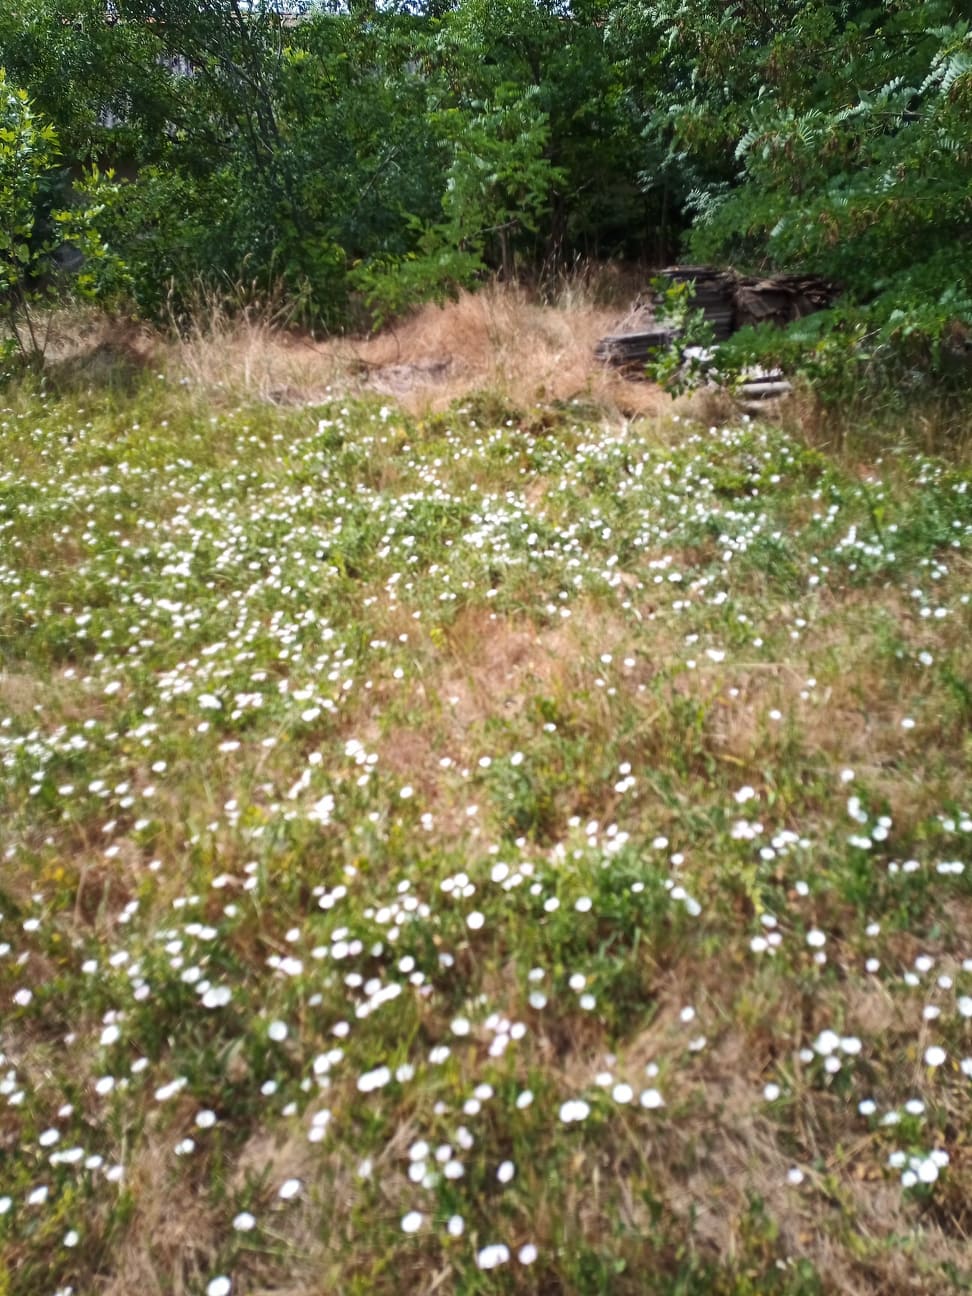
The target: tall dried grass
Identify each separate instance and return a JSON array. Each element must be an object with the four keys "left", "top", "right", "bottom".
[
  {"left": 20, "top": 271, "right": 666, "bottom": 417},
  {"left": 161, "top": 277, "right": 666, "bottom": 417}
]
